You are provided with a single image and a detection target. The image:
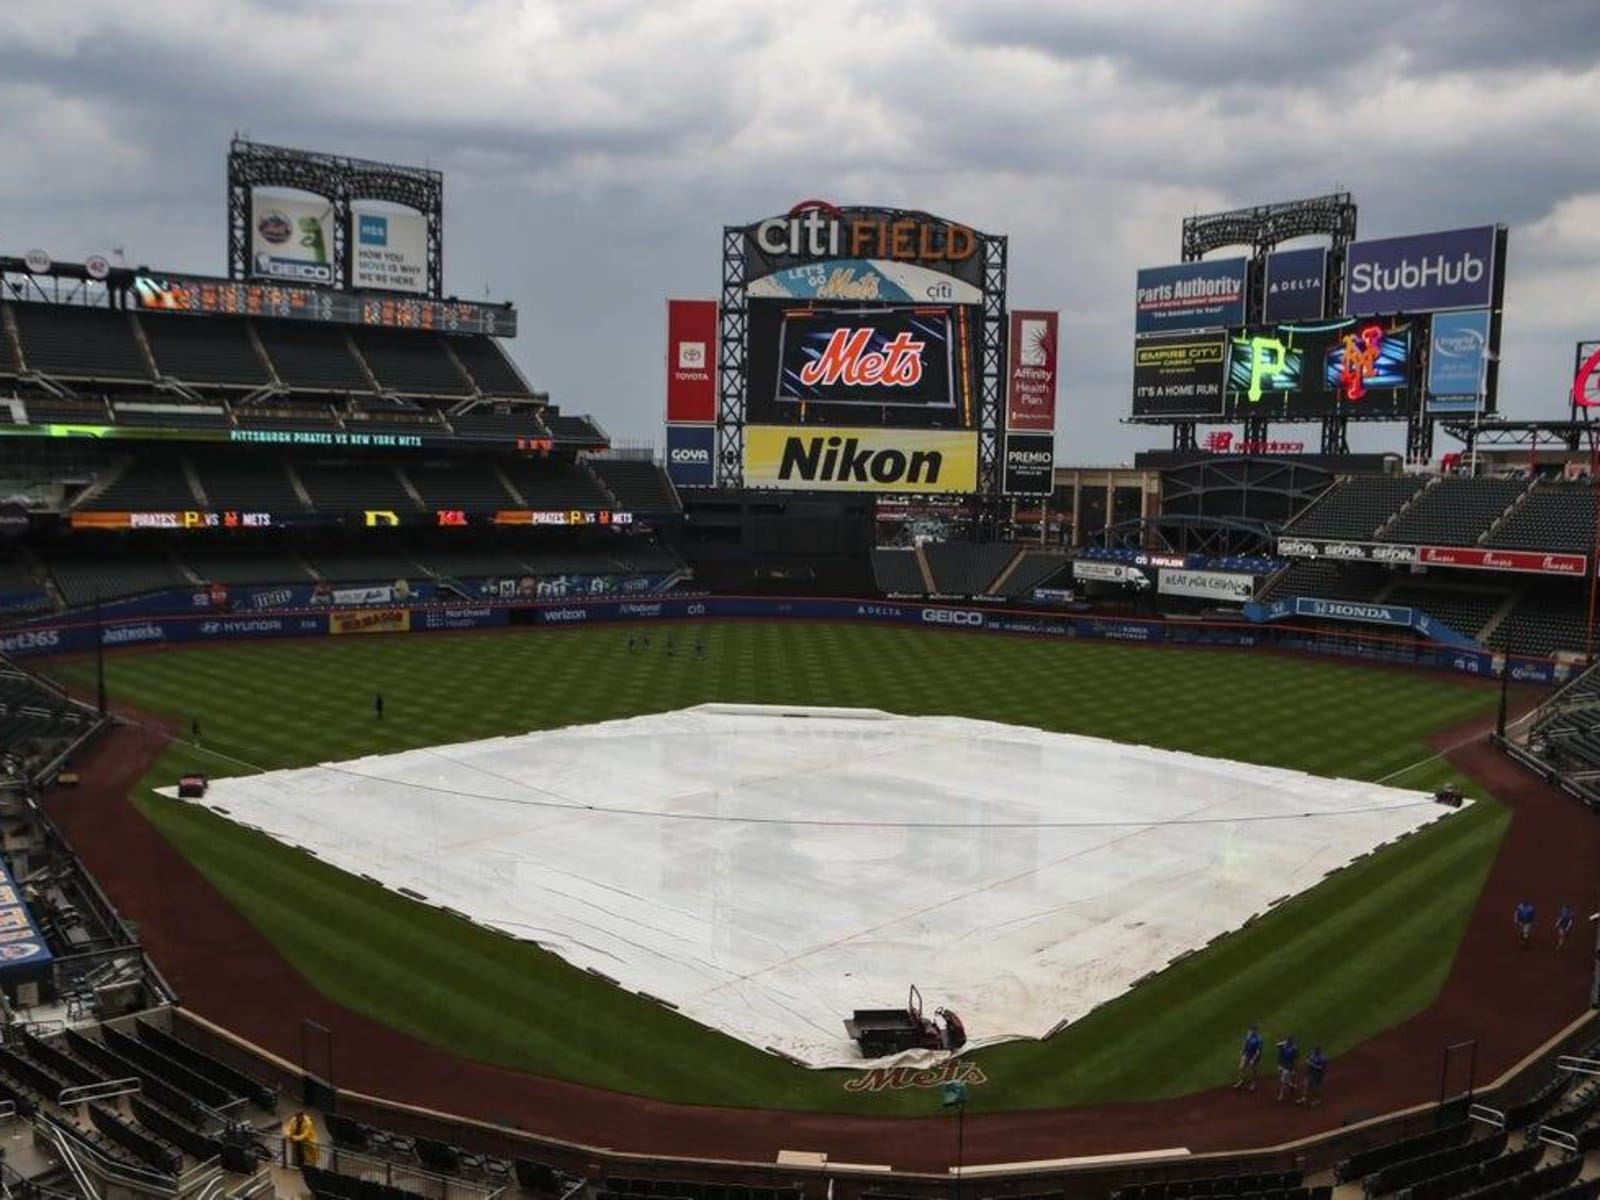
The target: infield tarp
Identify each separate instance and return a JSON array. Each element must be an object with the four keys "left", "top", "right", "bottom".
[{"left": 165, "top": 704, "right": 1456, "bottom": 1068}]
